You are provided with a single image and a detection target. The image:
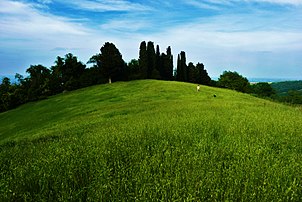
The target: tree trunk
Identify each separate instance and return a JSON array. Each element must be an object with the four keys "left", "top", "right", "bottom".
[{"left": 108, "top": 77, "right": 112, "bottom": 84}]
